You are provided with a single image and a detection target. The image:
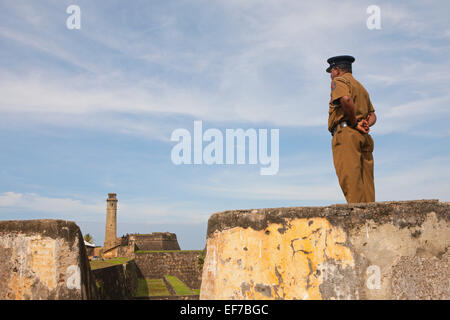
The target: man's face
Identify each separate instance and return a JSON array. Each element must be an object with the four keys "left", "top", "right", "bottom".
[{"left": 330, "top": 67, "right": 340, "bottom": 80}]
